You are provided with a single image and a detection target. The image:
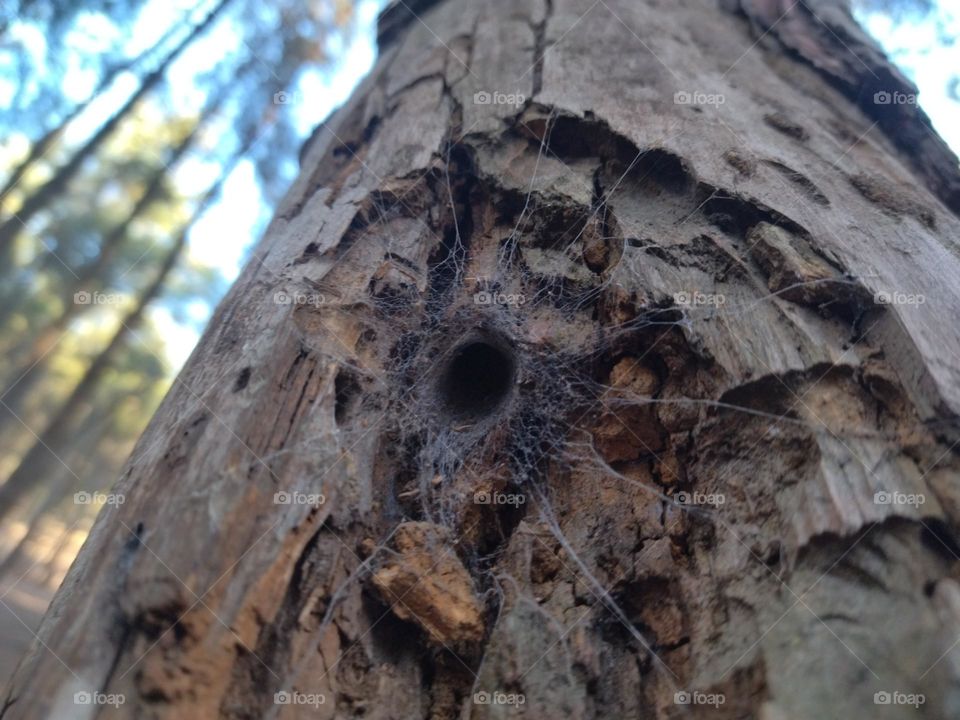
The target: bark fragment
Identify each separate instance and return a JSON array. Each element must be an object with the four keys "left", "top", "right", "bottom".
[{"left": 370, "top": 522, "right": 485, "bottom": 647}]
